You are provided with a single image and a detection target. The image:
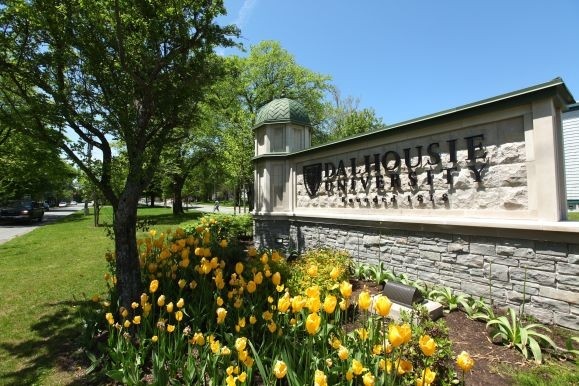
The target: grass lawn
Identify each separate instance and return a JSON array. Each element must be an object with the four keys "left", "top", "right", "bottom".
[
  {"left": 568, "top": 211, "right": 579, "bottom": 221},
  {"left": 0, "top": 207, "right": 202, "bottom": 385}
]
